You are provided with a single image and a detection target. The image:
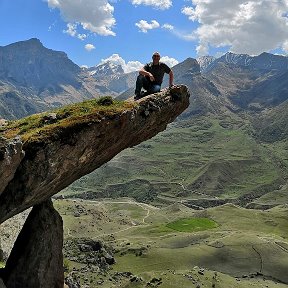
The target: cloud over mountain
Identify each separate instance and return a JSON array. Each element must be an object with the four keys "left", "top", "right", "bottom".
[
  {"left": 182, "top": 0, "right": 288, "bottom": 55},
  {"left": 98, "top": 54, "right": 143, "bottom": 73},
  {"left": 98, "top": 53, "right": 178, "bottom": 73},
  {"left": 161, "top": 56, "right": 179, "bottom": 67}
]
